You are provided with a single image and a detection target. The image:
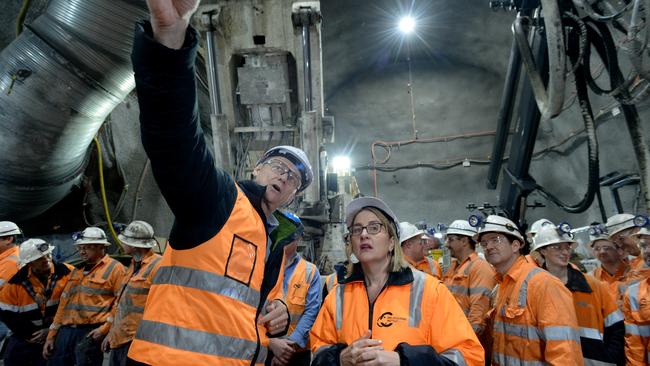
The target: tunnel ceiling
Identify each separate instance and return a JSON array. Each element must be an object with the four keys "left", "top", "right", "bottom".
[
  {"left": 321, "top": 0, "right": 514, "bottom": 97},
  {"left": 1, "top": 0, "right": 645, "bottom": 229}
]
